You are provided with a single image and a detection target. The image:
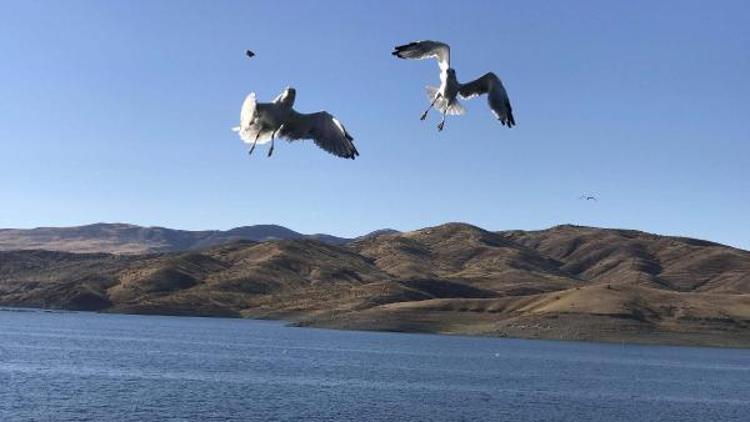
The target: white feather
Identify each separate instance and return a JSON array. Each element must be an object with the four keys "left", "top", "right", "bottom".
[
  {"left": 233, "top": 92, "right": 273, "bottom": 145},
  {"left": 425, "top": 86, "right": 465, "bottom": 115}
]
